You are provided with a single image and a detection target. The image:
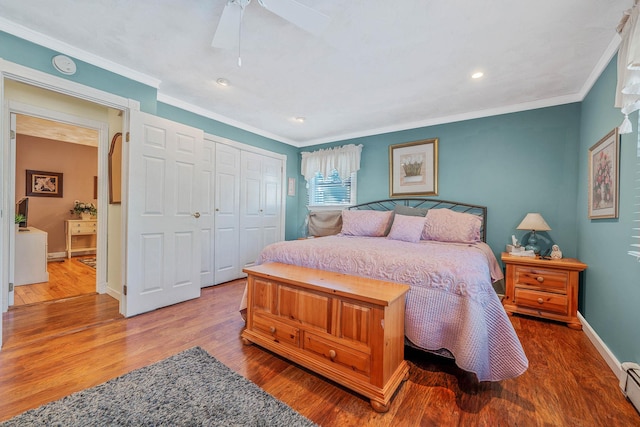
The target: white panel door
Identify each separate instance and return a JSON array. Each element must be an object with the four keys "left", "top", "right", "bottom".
[
  {"left": 260, "top": 155, "right": 283, "bottom": 249},
  {"left": 214, "top": 143, "right": 240, "bottom": 284},
  {"left": 125, "top": 110, "right": 203, "bottom": 317},
  {"left": 199, "top": 138, "right": 215, "bottom": 287},
  {"left": 239, "top": 151, "right": 283, "bottom": 269}
]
